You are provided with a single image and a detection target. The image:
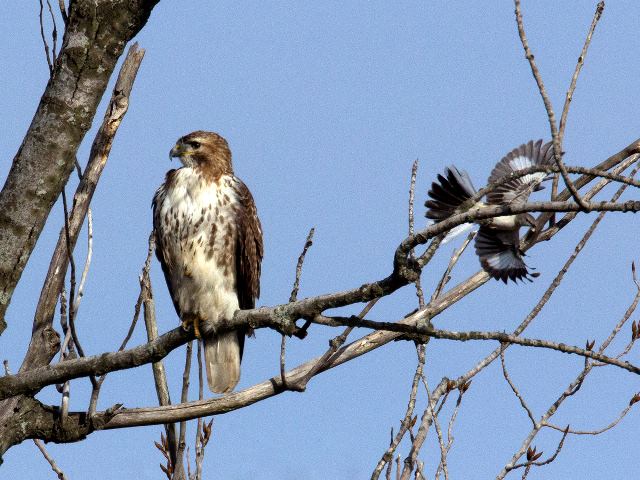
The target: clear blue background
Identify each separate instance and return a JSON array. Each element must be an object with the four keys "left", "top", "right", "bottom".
[{"left": 2, "top": 1, "right": 640, "bottom": 478}]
